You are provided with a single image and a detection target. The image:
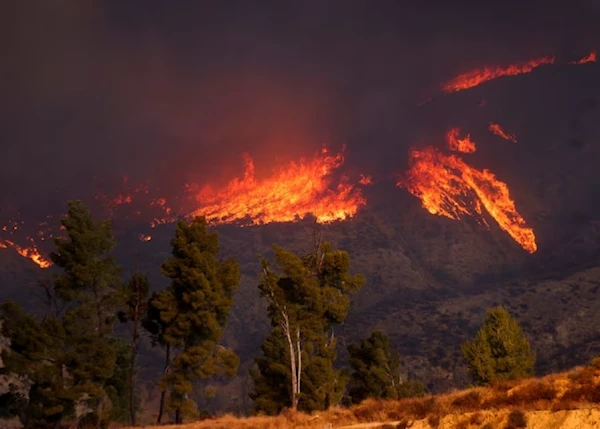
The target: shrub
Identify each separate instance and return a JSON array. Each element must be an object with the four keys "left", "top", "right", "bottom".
[
  {"left": 505, "top": 410, "right": 527, "bottom": 429},
  {"left": 451, "top": 391, "right": 481, "bottom": 411}
]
